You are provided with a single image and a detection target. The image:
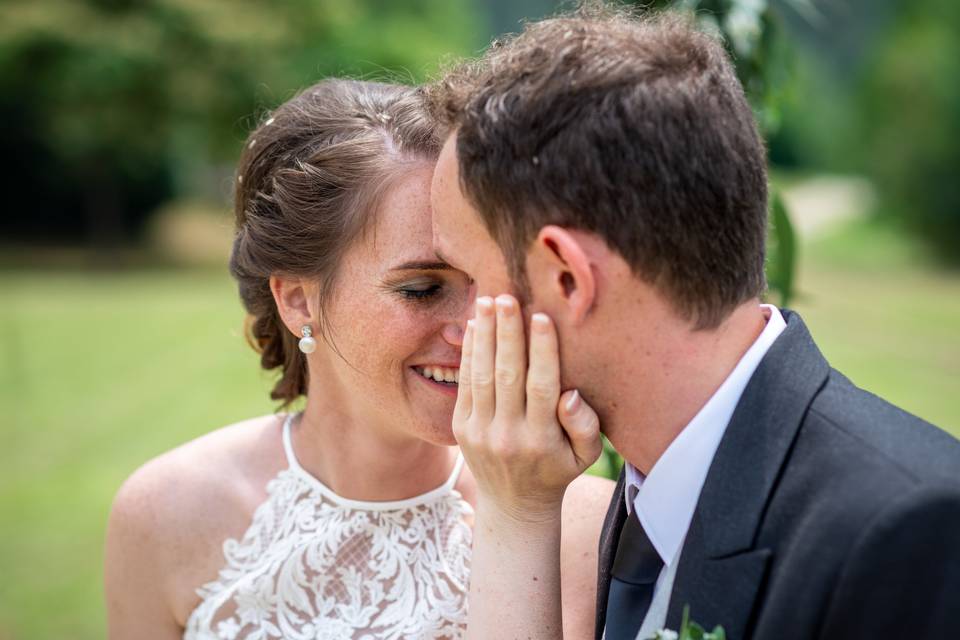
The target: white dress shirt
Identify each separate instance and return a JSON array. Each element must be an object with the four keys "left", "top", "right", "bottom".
[{"left": 620, "top": 304, "right": 787, "bottom": 634}]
